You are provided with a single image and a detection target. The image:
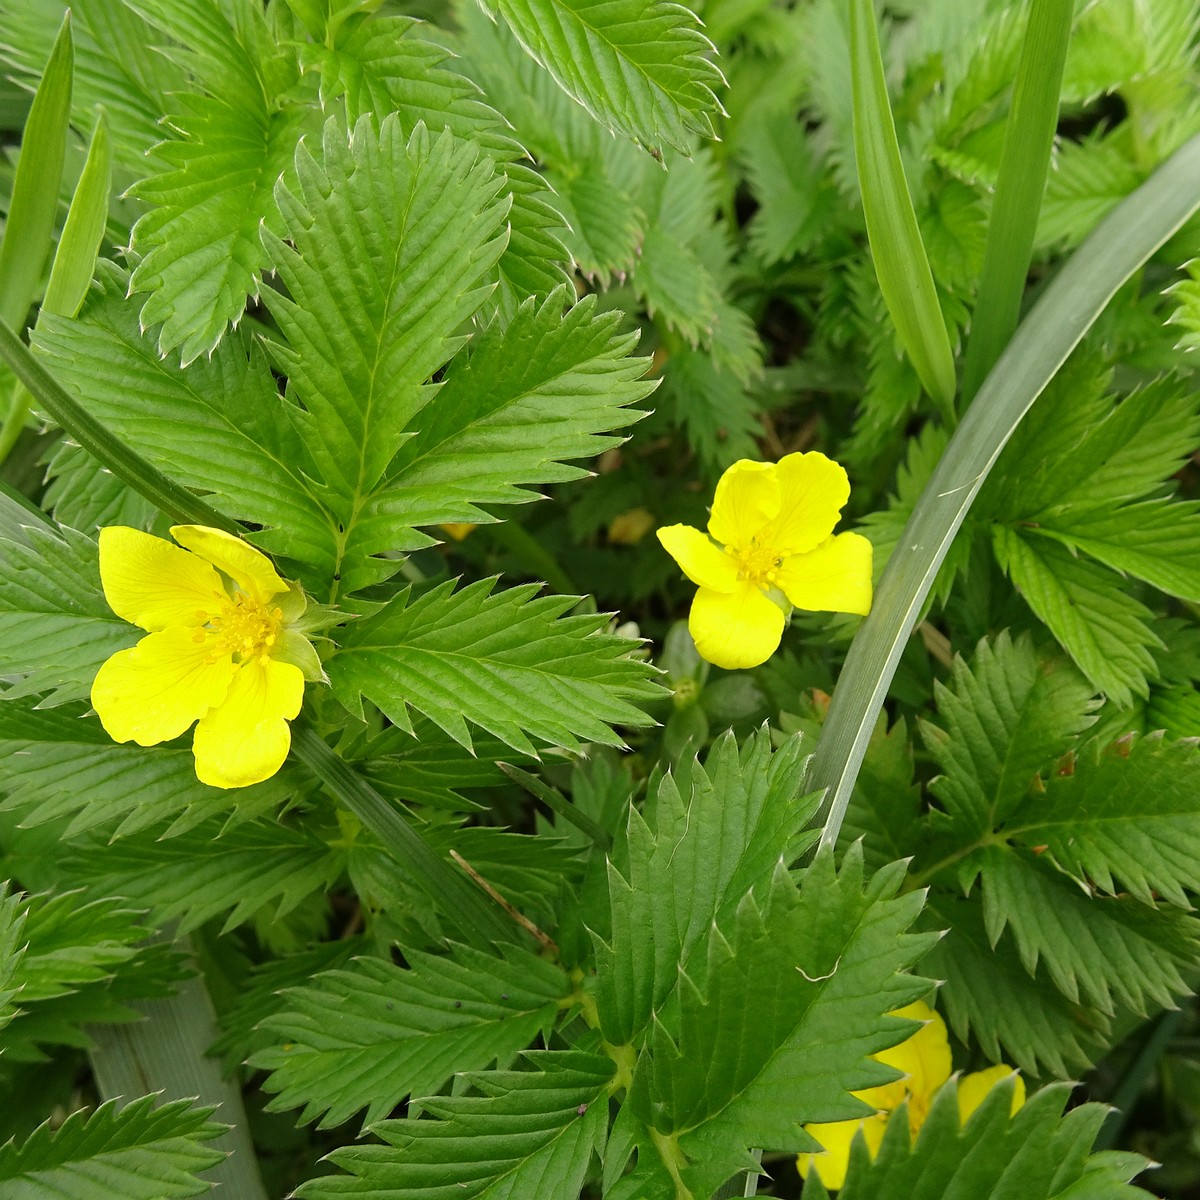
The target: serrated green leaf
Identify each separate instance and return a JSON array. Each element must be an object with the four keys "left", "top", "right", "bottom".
[
  {"left": 637, "top": 849, "right": 936, "bottom": 1197},
  {"left": 39, "top": 440, "right": 158, "bottom": 533},
  {"left": 920, "top": 632, "right": 1097, "bottom": 841},
  {"left": 327, "top": 577, "right": 661, "bottom": 757},
  {"left": 297, "top": 1051, "right": 613, "bottom": 1199},
  {"left": 921, "top": 895, "right": 1105, "bottom": 1077},
  {"left": 1036, "top": 133, "right": 1141, "bottom": 250},
  {"left": 367, "top": 289, "right": 653, "bottom": 531},
  {"left": 0, "top": 1095, "right": 225, "bottom": 1199},
  {"left": 0, "top": 519, "right": 135, "bottom": 705},
  {"left": 67, "top": 820, "right": 344, "bottom": 935},
  {"left": 1011, "top": 733, "right": 1200, "bottom": 908},
  {"left": 0, "top": 886, "right": 28, "bottom": 1036},
  {"left": 838, "top": 716, "right": 923, "bottom": 872},
  {"left": 992, "top": 528, "right": 1160, "bottom": 705},
  {"left": 255, "top": 944, "right": 569, "bottom": 1128},
  {"left": 658, "top": 347, "right": 761, "bottom": 474},
  {"left": 0, "top": 697, "right": 290, "bottom": 842},
  {"left": 592, "top": 729, "right": 818, "bottom": 1045},
  {"left": 480, "top": 0, "right": 723, "bottom": 152}
]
